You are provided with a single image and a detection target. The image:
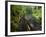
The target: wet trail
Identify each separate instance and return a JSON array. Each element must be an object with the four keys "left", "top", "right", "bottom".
[{"left": 18, "top": 16, "right": 42, "bottom": 31}]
